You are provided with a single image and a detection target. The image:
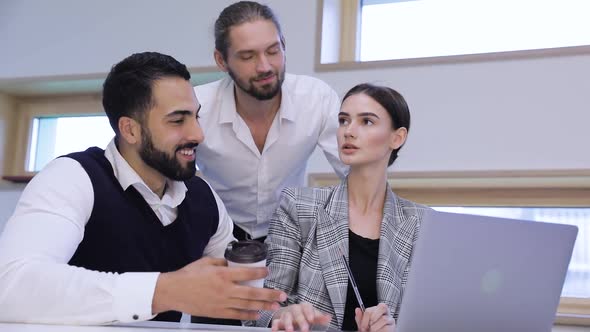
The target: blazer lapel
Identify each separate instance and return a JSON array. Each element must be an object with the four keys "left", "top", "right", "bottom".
[
  {"left": 376, "top": 186, "right": 416, "bottom": 314},
  {"left": 316, "top": 180, "right": 350, "bottom": 328}
]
